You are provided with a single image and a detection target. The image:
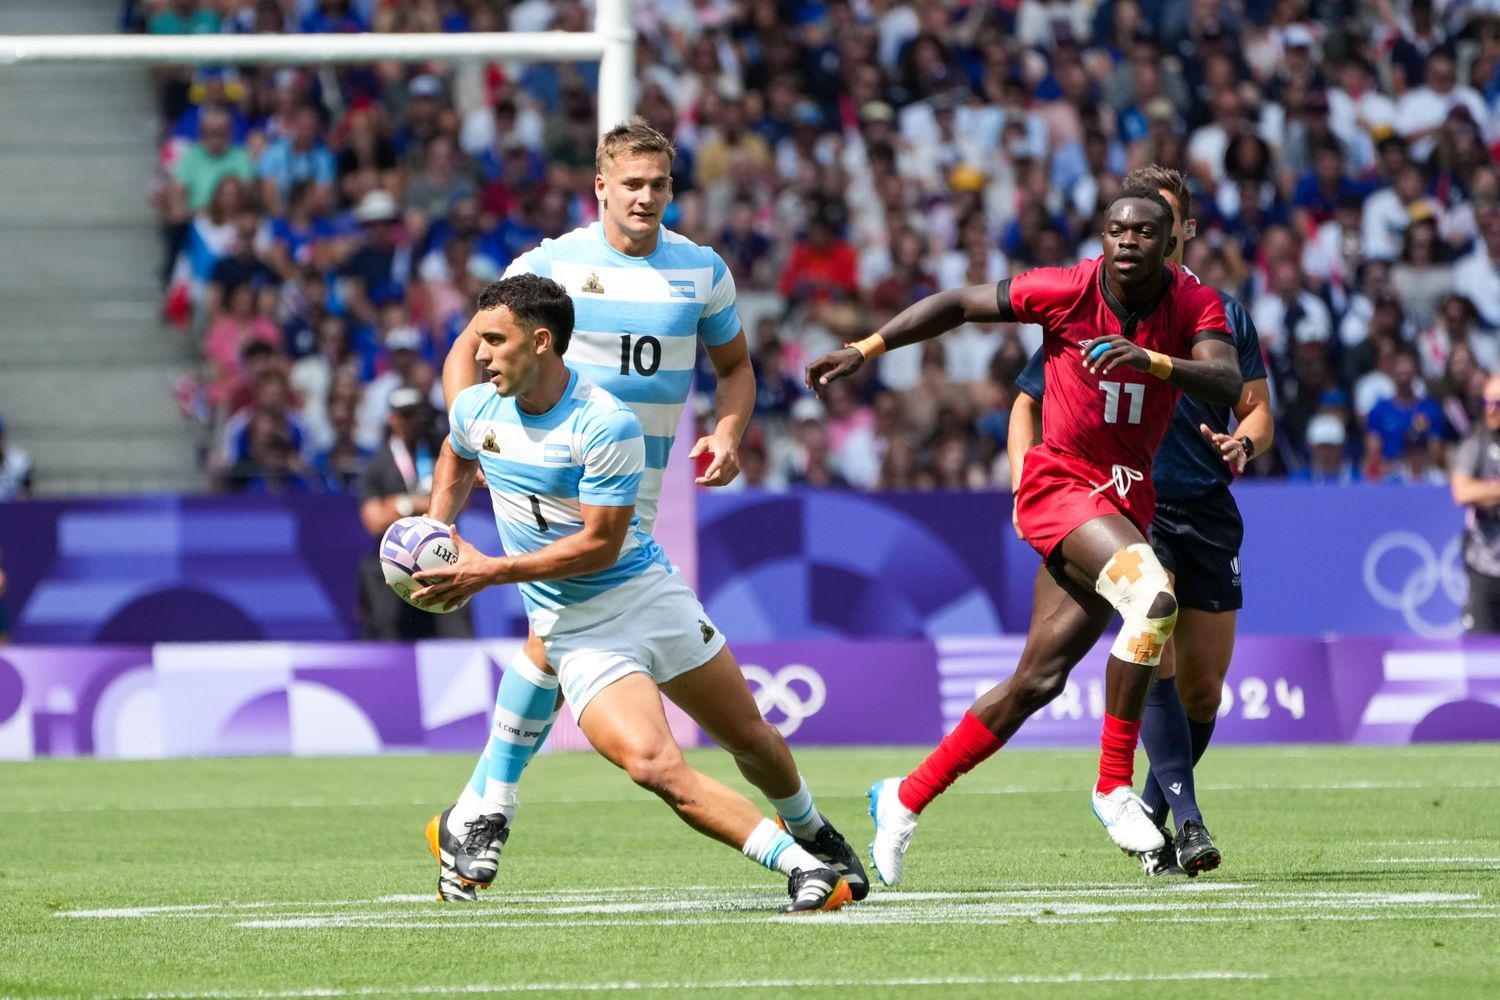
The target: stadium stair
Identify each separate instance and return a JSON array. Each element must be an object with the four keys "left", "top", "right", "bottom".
[{"left": 0, "top": 0, "right": 203, "bottom": 495}]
